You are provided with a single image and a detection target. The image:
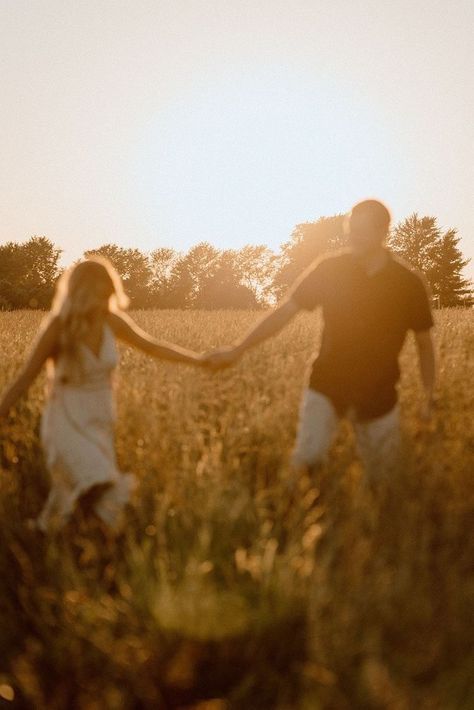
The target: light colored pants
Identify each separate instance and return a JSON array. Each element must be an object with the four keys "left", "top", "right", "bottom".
[{"left": 292, "top": 389, "right": 400, "bottom": 478}]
